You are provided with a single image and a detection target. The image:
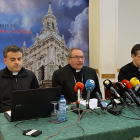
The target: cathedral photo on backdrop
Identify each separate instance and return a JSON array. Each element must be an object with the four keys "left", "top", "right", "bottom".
[{"left": 0, "top": 0, "right": 89, "bottom": 87}]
